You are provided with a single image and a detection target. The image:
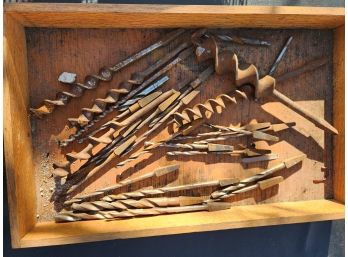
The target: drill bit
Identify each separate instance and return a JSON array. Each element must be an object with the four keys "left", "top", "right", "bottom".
[
  {"left": 101, "top": 178, "right": 239, "bottom": 202},
  {"left": 71, "top": 196, "right": 204, "bottom": 212},
  {"left": 30, "top": 28, "right": 186, "bottom": 118},
  {"left": 192, "top": 33, "right": 338, "bottom": 135},
  {"left": 60, "top": 43, "right": 193, "bottom": 146},
  {"left": 210, "top": 154, "right": 306, "bottom": 199},
  {"left": 55, "top": 202, "right": 231, "bottom": 222}
]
